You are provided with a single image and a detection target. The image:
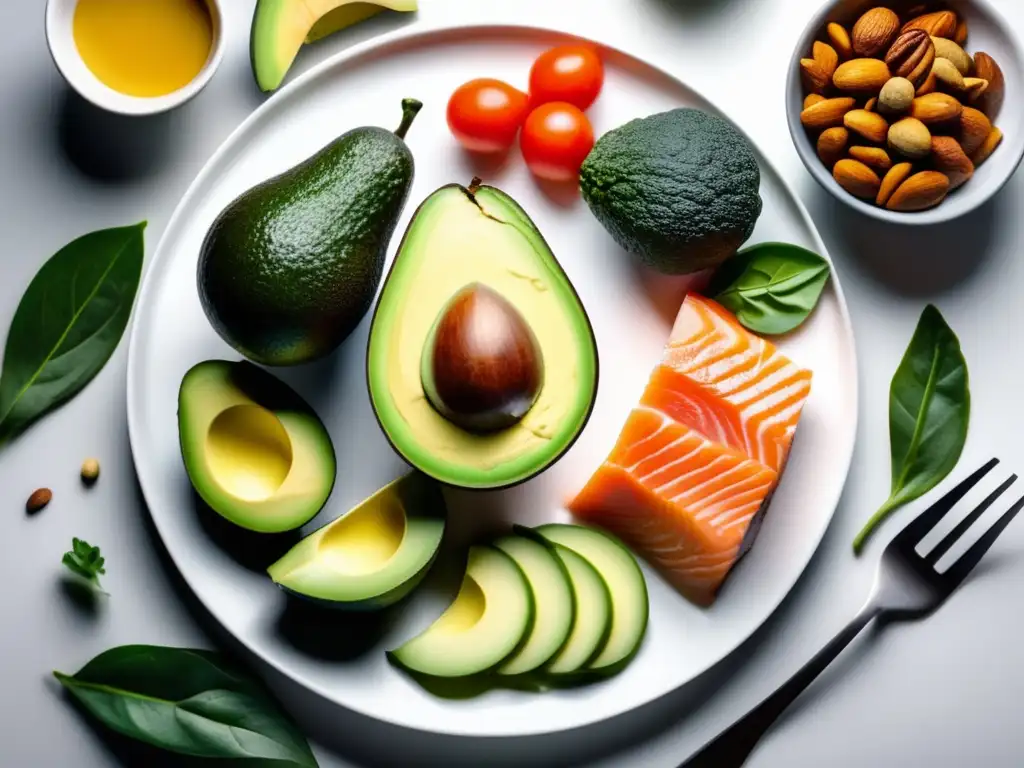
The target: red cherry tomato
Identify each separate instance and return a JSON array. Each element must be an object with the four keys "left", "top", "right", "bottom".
[
  {"left": 447, "top": 78, "right": 529, "bottom": 153},
  {"left": 529, "top": 45, "right": 604, "bottom": 111},
  {"left": 519, "top": 102, "right": 595, "bottom": 182}
]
